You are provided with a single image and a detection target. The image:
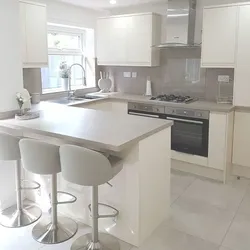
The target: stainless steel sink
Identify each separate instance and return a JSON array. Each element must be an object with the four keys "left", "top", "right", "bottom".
[{"left": 48, "top": 96, "right": 102, "bottom": 105}]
